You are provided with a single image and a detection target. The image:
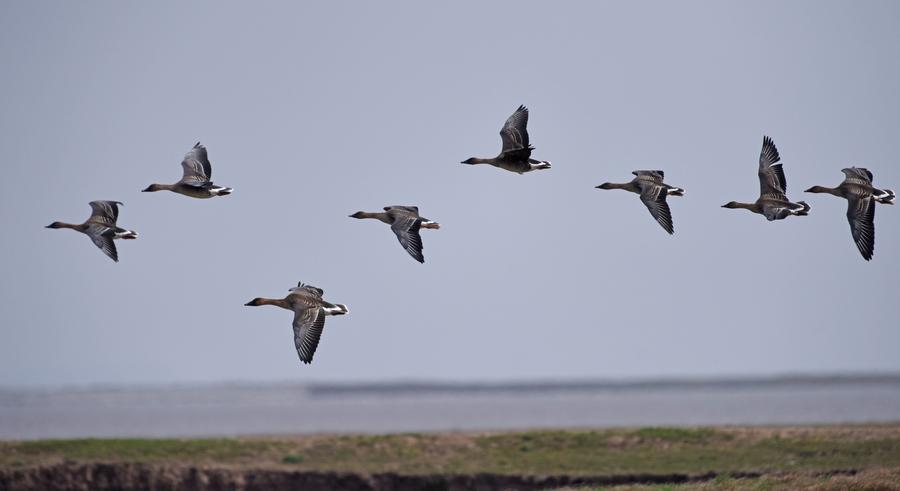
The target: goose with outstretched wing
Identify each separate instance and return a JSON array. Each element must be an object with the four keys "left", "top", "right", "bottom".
[
  {"left": 143, "top": 142, "right": 233, "bottom": 198},
  {"left": 596, "top": 170, "right": 684, "bottom": 234},
  {"left": 722, "top": 136, "right": 810, "bottom": 220},
  {"left": 349, "top": 205, "right": 440, "bottom": 263},
  {"left": 461, "top": 105, "right": 552, "bottom": 174},
  {"left": 46, "top": 200, "right": 138, "bottom": 262},
  {"left": 806, "top": 167, "right": 894, "bottom": 260},
  {"left": 245, "top": 282, "right": 349, "bottom": 365}
]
